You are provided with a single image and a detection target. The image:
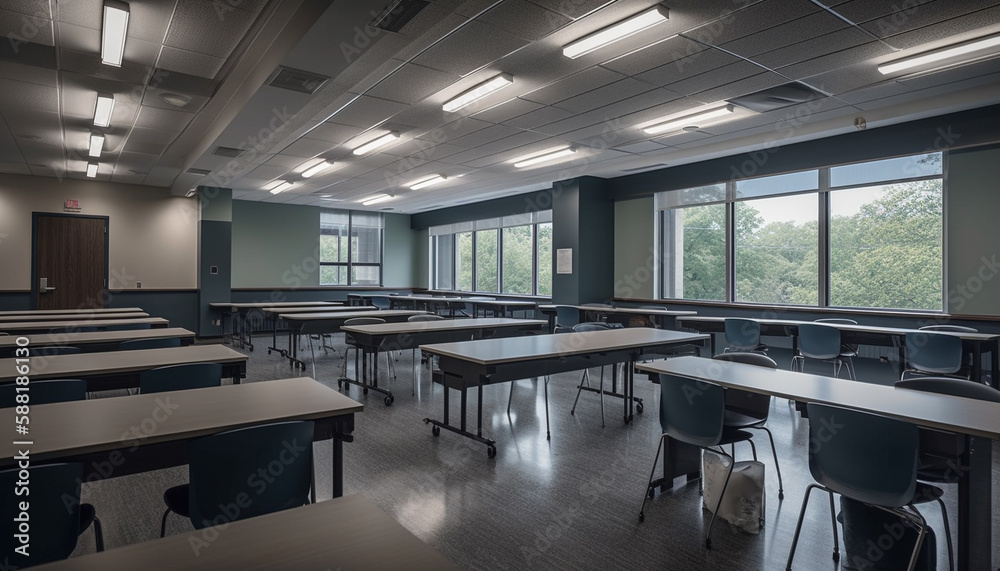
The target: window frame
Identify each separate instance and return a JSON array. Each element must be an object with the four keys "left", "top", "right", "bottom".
[{"left": 320, "top": 209, "right": 384, "bottom": 286}]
